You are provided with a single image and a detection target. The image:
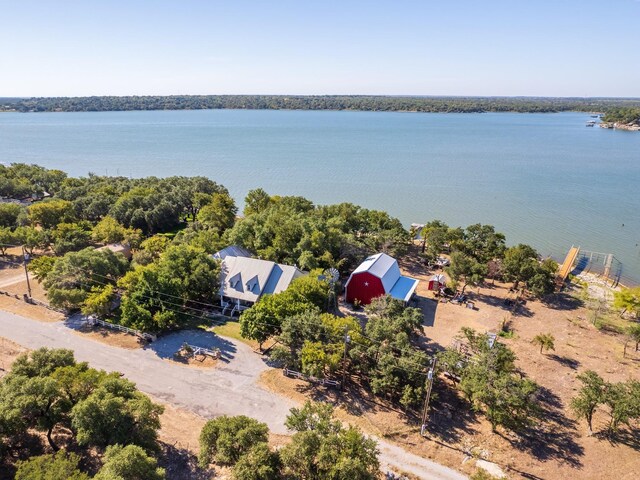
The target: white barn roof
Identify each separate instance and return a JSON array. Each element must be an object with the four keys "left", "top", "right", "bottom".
[{"left": 347, "top": 252, "right": 419, "bottom": 303}]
